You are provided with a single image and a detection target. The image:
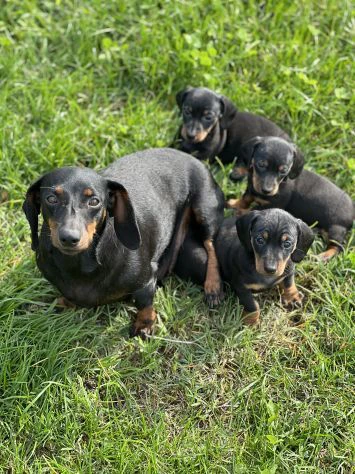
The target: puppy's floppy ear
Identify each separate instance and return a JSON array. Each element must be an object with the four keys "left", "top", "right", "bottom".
[
  {"left": 176, "top": 86, "right": 193, "bottom": 110},
  {"left": 22, "top": 177, "right": 43, "bottom": 251},
  {"left": 236, "top": 211, "right": 260, "bottom": 253},
  {"left": 238, "top": 136, "right": 262, "bottom": 167},
  {"left": 107, "top": 180, "right": 141, "bottom": 250},
  {"left": 219, "top": 95, "right": 237, "bottom": 129},
  {"left": 288, "top": 145, "right": 304, "bottom": 179},
  {"left": 291, "top": 219, "right": 314, "bottom": 262}
]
